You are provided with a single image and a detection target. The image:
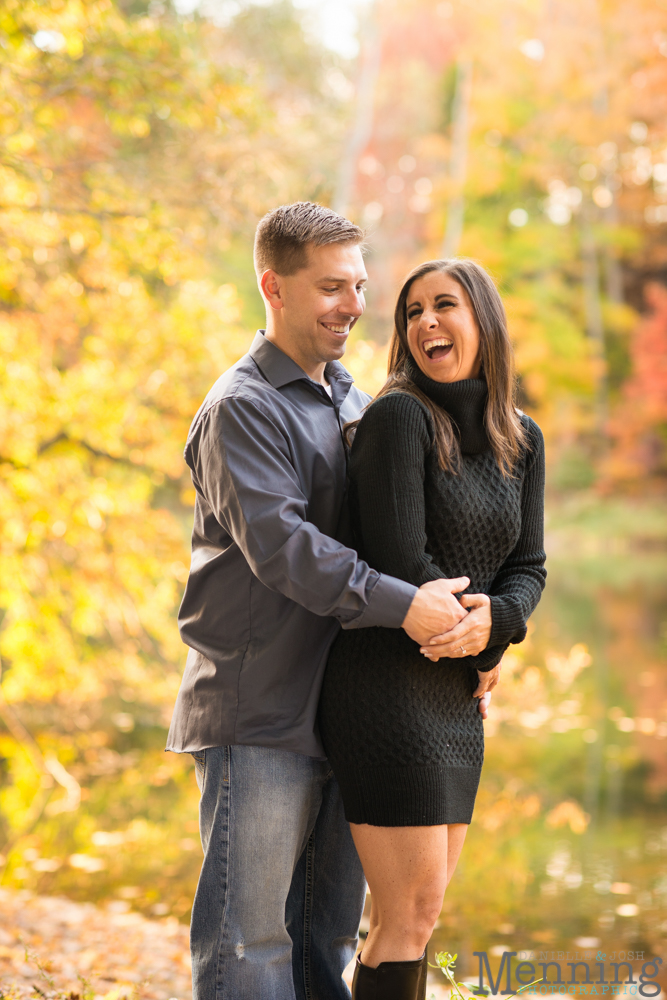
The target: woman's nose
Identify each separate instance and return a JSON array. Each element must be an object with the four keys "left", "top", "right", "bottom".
[{"left": 420, "top": 310, "right": 438, "bottom": 329}]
